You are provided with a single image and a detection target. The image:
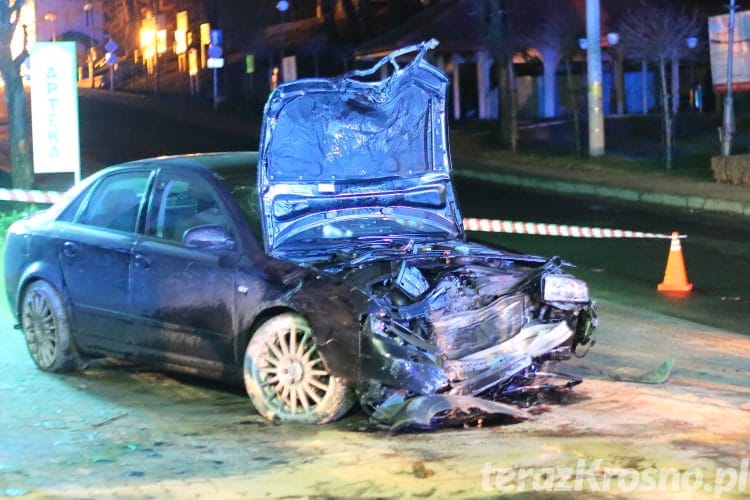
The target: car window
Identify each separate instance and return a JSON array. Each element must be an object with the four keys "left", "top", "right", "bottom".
[
  {"left": 76, "top": 171, "right": 150, "bottom": 232},
  {"left": 145, "top": 173, "right": 235, "bottom": 246}
]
